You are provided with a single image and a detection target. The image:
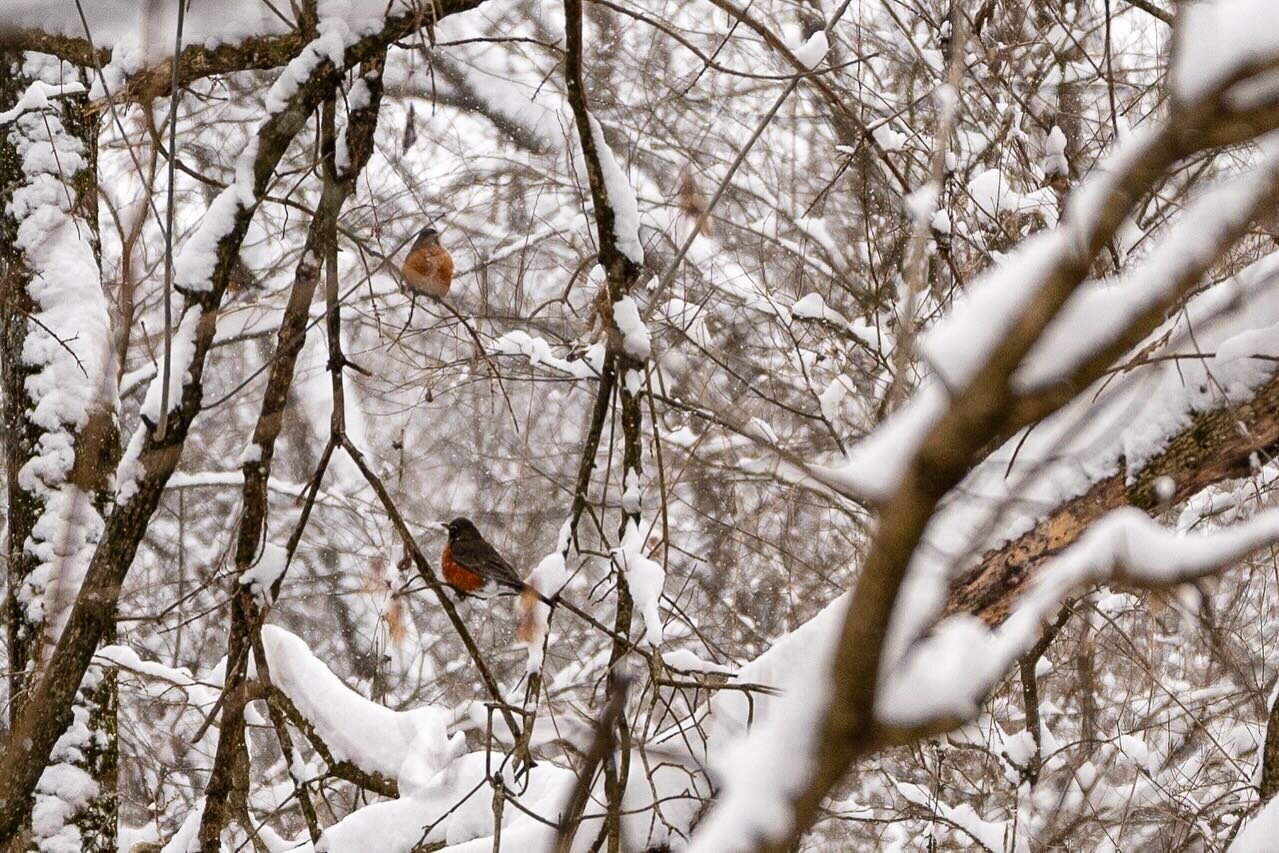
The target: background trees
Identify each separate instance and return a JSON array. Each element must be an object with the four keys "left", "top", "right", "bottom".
[{"left": 9, "top": 1, "right": 1279, "bottom": 851}]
